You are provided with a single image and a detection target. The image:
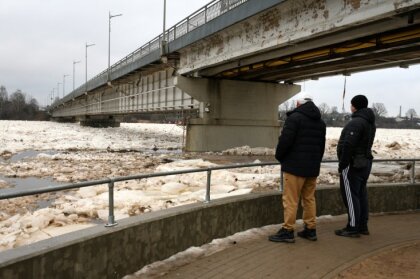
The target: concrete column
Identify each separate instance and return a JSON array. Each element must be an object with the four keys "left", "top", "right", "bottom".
[{"left": 175, "top": 76, "right": 300, "bottom": 152}]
